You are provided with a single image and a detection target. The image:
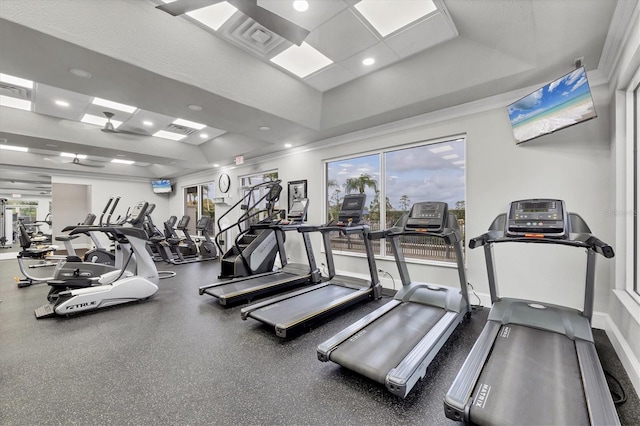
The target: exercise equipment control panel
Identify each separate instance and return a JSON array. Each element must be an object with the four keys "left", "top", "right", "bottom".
[
  {"left": 406, "top": 202, "right": 448, "bottom": 232},
  {"left": 338, "top": 194, "right": 366, "bottom": 225},
  {"left": 506, "top": 199, "right": 567, "bottom": 238}
]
